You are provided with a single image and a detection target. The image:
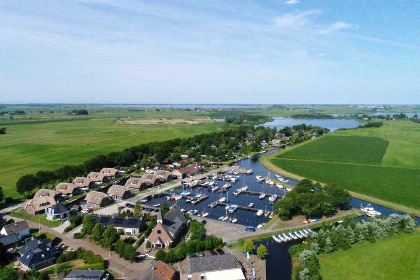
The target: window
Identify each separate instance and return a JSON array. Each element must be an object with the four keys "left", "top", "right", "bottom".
[{"left": 157, "top": 230, "right": 161, "bottom": 234}]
